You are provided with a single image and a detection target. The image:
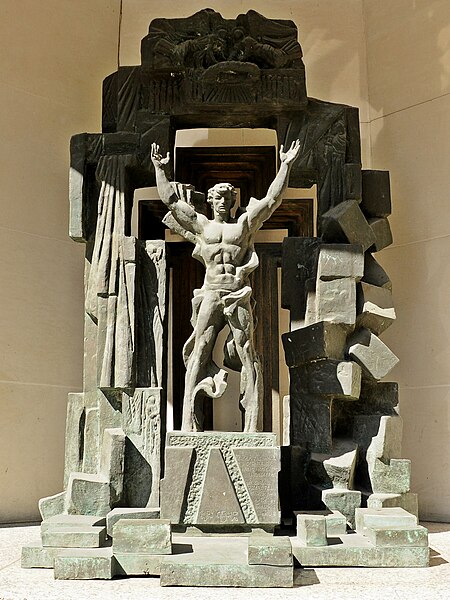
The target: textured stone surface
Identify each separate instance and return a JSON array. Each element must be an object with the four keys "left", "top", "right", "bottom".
[
  {"left": 322, "top": 489, "right": 361, "bottom": 528},
  {"left": 112, "top": 519, "right": 172, "bottom": 555},
  {"left": 355, "top": 508, "right": 417, "bottom": 534},
  {"left": 368, "top": 492, "right": 419, "bottom": 518},
  {"left": 371, "top": 458, "right": 411, "bottom": 495},
  {"left": 317, "top": 244, "right": 364, "bottom": 280},
  {"left": 160, "top": 536, "right": 293, "bottom": 587},
  {"left": 361, "top": 170, "right": 392, "bottom": 218},
  {"left": 356, "top": 282, "right": 396, "bottom": 335},
  {"left": 296, "top": 515, "right": 327, "bottom": 547},
  {"left": 63, "top": 392, "right": 85, "bottom": 487},
  {"left": 54, "top": 548, "right": 114, "bottom": 580},
  {"left": 282, "top": 322, "right": 347, "bottom": 367},
  {"left": 99, "top": 428, "right": 125, "bottom": 506},
  {"left": 344, "top": 163, "right": 362, "bottom": 201},
  {"left": 21, "top": 544, "right": 62, "bottom": 569},
  {"left": 294, "top": 510, "right": 347, "bottom": 536},
  {"left": 64, "top": 472, "right": 110, "bottom": 517},
  {"left": 364, "top": 525, "right": 428, "bottom": 548},
  {"left": 161, "top": 432, "right": 279, "bottom": 529},
  {"left": 322, "top": 200, "right": 376, "bottom": 251},
  {"left": 362, "top": 252, "right": 392, "bottom": 289},
  {"left": 315, "top": 277, "right": 356, "bottom": 326},
  {"left": 106, "top": 507, "right": 160, "bottom": 536},
  {"left": 38, "top": 491, "right": 66, "bottom": 521},
  {"left": 247, "top": 533, "right": 292, "bottom": 566},
  {"left": 369, "top": 217, "right": 393, "bottom": 252},
  {"left": 41, "top": 515, "right": 106, "bottom": 534},
  {"left": 322, "top": 441, "right": 358, "bottom": 490},
  {"left": 41, "top": 526, "right": 107, "bottom": 549},
  {"left": 347, "top": 329, "right": 399, "bottom": 380},
  {"left": 307, "top": 360, "right": 361, "bottom": 399},
  {"left": 114, "top": 552, "right": 163, "bottom": 576}
]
